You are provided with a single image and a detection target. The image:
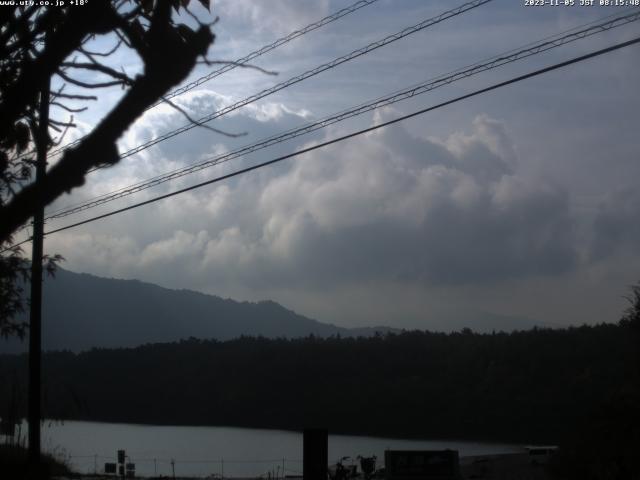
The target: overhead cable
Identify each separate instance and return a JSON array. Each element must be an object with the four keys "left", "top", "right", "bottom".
[
  {"left": 43, "top": 0, "right": 382, "bottom": 160},
  {"left": 154, "top": 0, "right": 382, "bottom": 106},
  {"left": 28, "top": 36, "right": 640, "bottom": 242},
  {"left": 45, "top": 9, "right": 640, "bottom": 220},
  {"left": 110, "top": 0, "right": 493, "bottom": 161}
]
